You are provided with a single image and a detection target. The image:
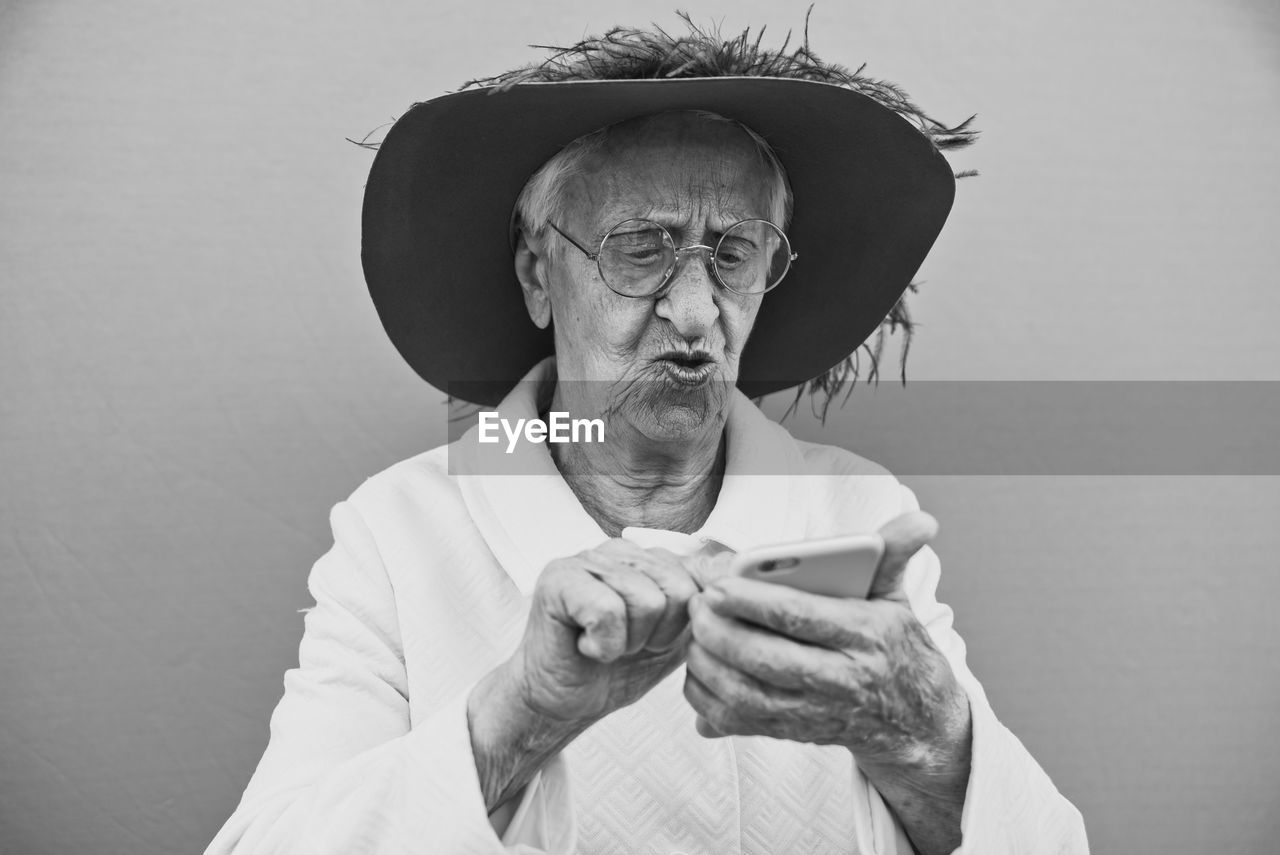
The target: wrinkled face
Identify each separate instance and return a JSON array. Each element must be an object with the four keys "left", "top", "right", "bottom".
[{"left": 517, "top": 113, "right": 777, "bottom": 443}]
